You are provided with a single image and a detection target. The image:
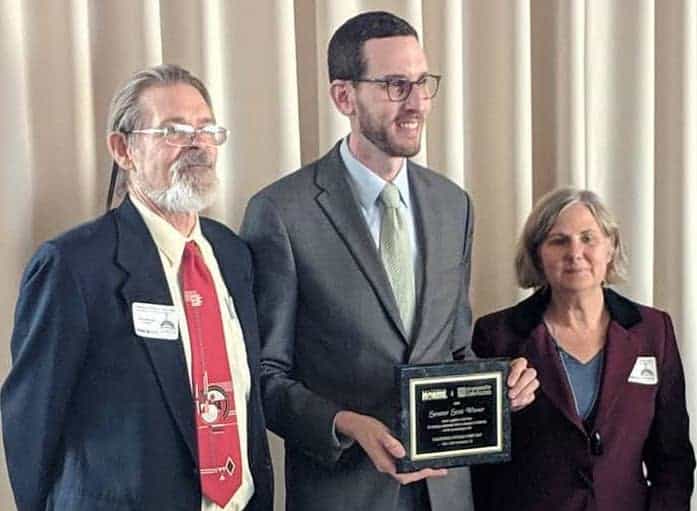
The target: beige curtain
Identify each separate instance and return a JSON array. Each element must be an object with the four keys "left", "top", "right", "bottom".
[{"left": 1, "top": 1, "right": 695, "bottom": 509}]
